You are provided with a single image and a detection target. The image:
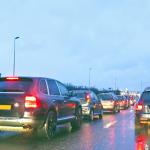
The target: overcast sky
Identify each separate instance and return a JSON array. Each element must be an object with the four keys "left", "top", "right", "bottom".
[{"left": 0, "top": 0, "right": 150, "bottom": 91}]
